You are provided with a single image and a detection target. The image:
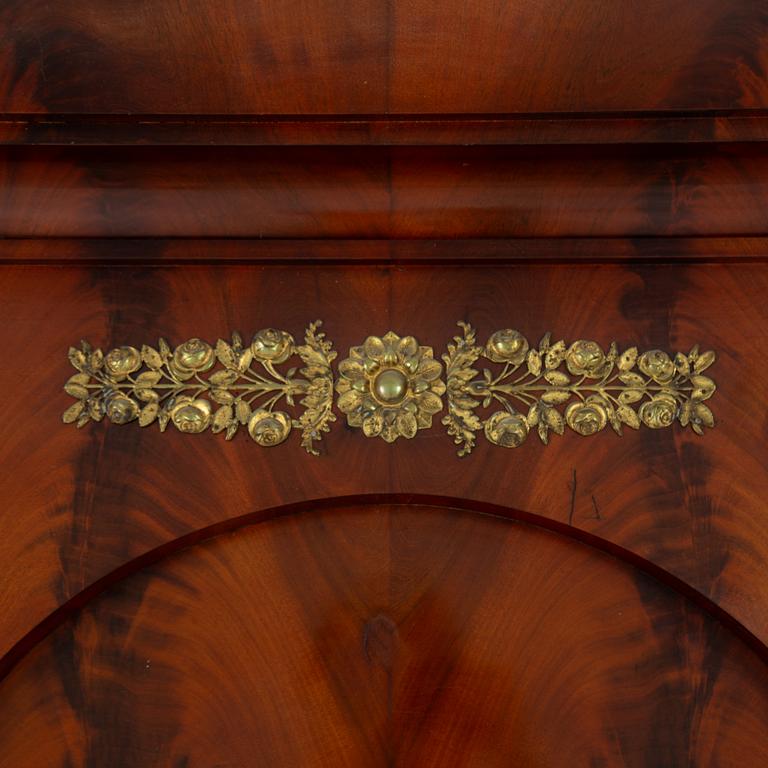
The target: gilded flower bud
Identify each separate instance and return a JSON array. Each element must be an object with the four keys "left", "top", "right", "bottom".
[
  {"left": 105, "top": 393, "right": 139, "bottom": 424},
  {"left": 248, "top": 409, "right": 292, "bottom": 446},
  {"left": 484, "top": 410, "right": 529, "bottom": 447},
  {"left": 638, "top": 349, "right": 675, "bottom": 383},
  {"left": 639, "top": 394, "right": 678, "bottom": 429},
  {"left": 485, "top": 329, "right": 529, "bottom": 365},
  {"left": 173, "top": 338, "right": 215, "bottom": 372},
  {"left": 104, "top": 346, "right": 141, "bottom": 379},
  {"left": 251, "top": 329, "right": 294, "bottom": 364},
  {"left": 170, "top": 397, "right": 212, "bottom": 433},
  {"left": 565, "top": 340, "right": 606, "bottom": 378},
  {"left": 565, "top": 398, "right": 608, "bottom": 435}
]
